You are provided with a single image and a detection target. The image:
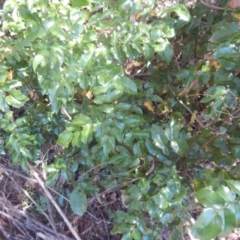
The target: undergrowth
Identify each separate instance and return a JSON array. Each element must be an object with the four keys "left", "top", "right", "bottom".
[{"left": 1, "top": 0, "right": 240, "bottom": 239}]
